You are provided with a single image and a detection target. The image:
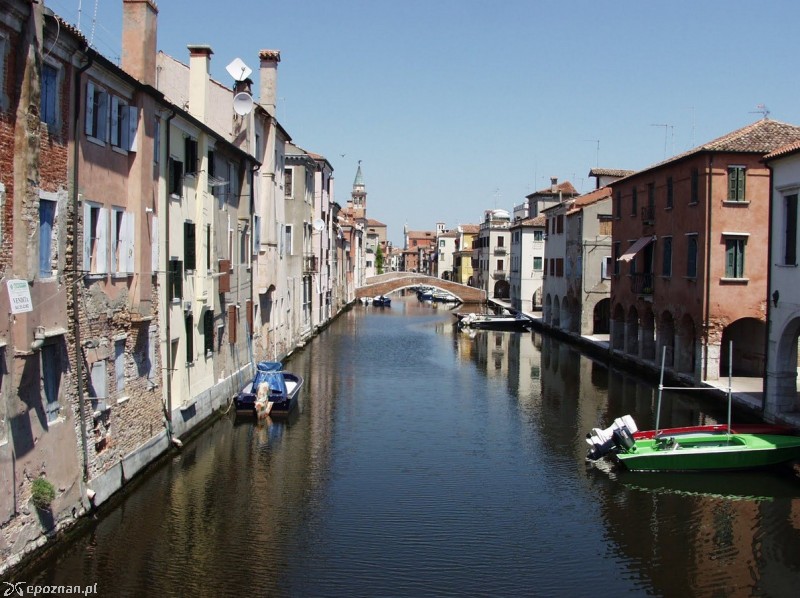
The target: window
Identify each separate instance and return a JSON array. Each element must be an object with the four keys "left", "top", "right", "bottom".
[
  {"left": 497, "top": 236, "right": 504, "bottom": 247},
  {"left": 203, "top": 310, "right": 214, "bottom": 355},
  {"left": 662, "top": 236, "right": 672, "bottom": 277},
  {"left": 727, "top": 166, "right": 746, "bottom": 201},
  {"left": 41, "top": 63, "right": 59, "bottom": 128},
  {"left": 497, "top": 259, "right": 503, "bottom": 271},
  {"left": 631, "top": 188, "right": 638, "bottom": 215},
  {"left": 169, "top": 259, "right": 183, "bottom": 301},
  {"left": 534, "top": 230, "right": 544, "bottom": 242},
  {"left": 666, "top": 176, "right": 673, "bottom": 209},
  {"left": 555, "top": 258, "right": 563, "bottom": 277},
  {"left": 185, "top": 314, "right": 194, "bottom": 364},
  {"left": 111, "top": 208, "right": 134, "bottom": 275},
  {"left": 614, "top": 192, "right": 621, "bottom": 218},
  {"left": 39, "top": 195, "right": 57, "bottom": 278},
  {"left": 169, "top": 158, "right": 183, "bottom": 196},
  {"left": 284, "top": 167, "right": 294, "bottom": 198},
  {"left": 285, "top": 224, "right": 293, "bottom": 255},
  {"left": 114, "top": 339, "right": 125, "bottom": 393},
  {"left": 184, "top": 221, "right": 196, "bottom": 271},
  {"left": 690, "top": 168, "right": 699, "bottom": 204},
  {"left": 41, "top": 343, "right": 62, "bottom": 423},
  {"left": 89, "top": 360, "right": 107, "bottom": 404},
  {"left": 556, "top": 215, "right": 563, "bottom": 234},
  {"left": 784, "top": 194, "right": 798, "bottom": 266},
  {"left": 110, "top": 96, "right": 129, "bottom": 149},
  {"left": 153, "top": 117, "right": 160, "bottom": 164},
  {"left": 533, "top": 256, "right": 543, "bottom": 271},
  {"left": 83, "top": 202, "right": 108, "bottom": 274},
  {"left": 185, "top": 138, "right": 198, "bottom": 174},
  {"left": 725, "top": 238, "right": 746, "bottom": 278},
  {"left": 601, "top": 256, "right": 612, "bottom": 279},
  {"left": 85, "top": 82, "right": 109, "bottom": 141},
  {"left": 686, "top": 234, "right": 698, "bottom": 278}
]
